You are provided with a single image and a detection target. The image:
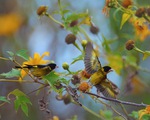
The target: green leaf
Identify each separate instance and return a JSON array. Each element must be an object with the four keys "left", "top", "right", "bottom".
[
  {"left": 143, "top": 51, "right": 150, "bottom": 60},
  {"left": 43, "top": 71, "right": 68, "bottom": 93},
  {"left": 120, "top": 13, "right": 131, "bottom": 29},
  {"left": 7, "top": 51, "right": 14, "bottom": 60},
  {"left": 102, "top": 35, "right": 111, "bottom": 52},
  {"left": 65, "top": 12, "right": 88, "bottom": 22},
  {"left": 0, "top": 68, "right": 21, "bottom": 78},
  {"left": 7, "top": 51, "right": 14, "bottom": 56},
  {"left": 129, "top": 111, "right": 139, "bottom": 119},
  {"left": 16, "top": 49, "right": 29, "bottom": 60},
  {"left": 0, "top": 96, "right": 10, "bottom": 103},
  {"left": 99, "top": 110, "right": 113, "bottom": 120},
  {"left": 125, "top": 55, "right": 137, "bottom": 67},
  {"left": 70, "top": 115, "right": 78, "bottom": 120},
  {"left": 71, "top": 54, "right": 84, "bottom": 65},
  {"left": 21, "top": 103, "right": 29, "bottom": 116},
  {"left": 9, "top": 89, "right": 32, "bottom": 116}
]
